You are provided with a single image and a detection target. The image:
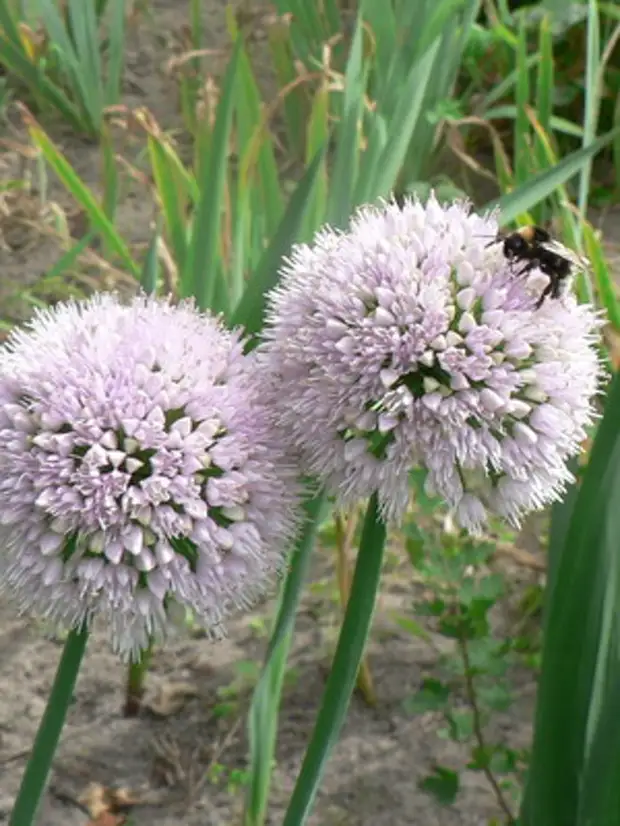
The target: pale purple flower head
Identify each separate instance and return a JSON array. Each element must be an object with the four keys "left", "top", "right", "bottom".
[
  {"left": 260, "top": 195, "right": 604, "bottom": 532},
  {"left": 0, "top": 294, "right": 300, "bottom": 659}
]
